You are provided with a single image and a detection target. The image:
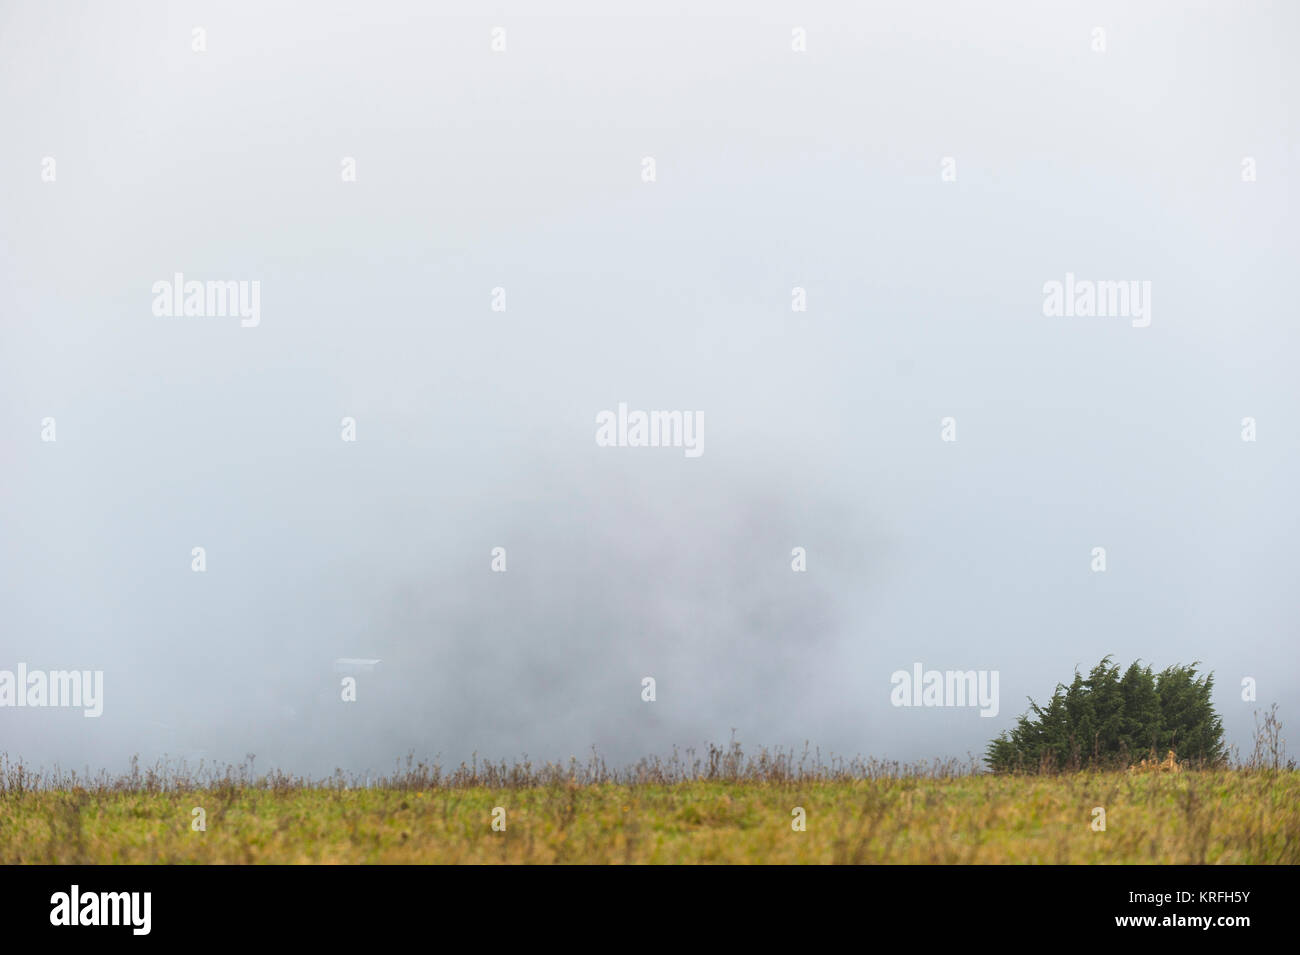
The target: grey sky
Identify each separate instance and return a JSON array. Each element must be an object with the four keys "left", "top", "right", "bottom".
[{"left": 1, "top": 0, "right": 1296, "bottom": 778}]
